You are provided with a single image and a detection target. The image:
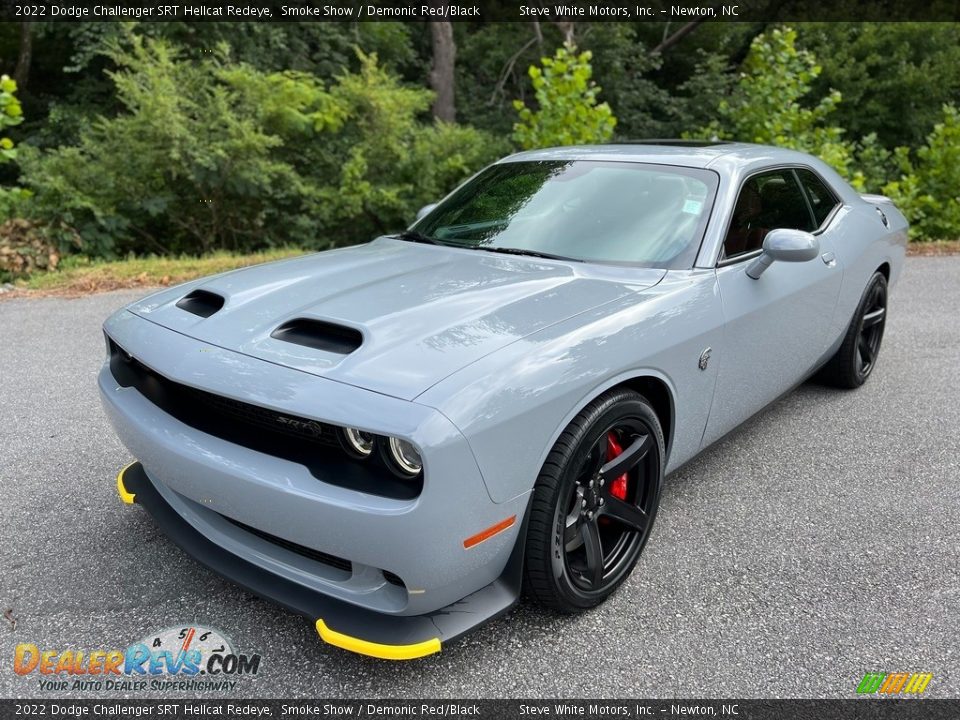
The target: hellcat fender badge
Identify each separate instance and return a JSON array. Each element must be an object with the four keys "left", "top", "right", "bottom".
[{"left": 698, "top": 347, "right": 712, "bottom": 371}]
